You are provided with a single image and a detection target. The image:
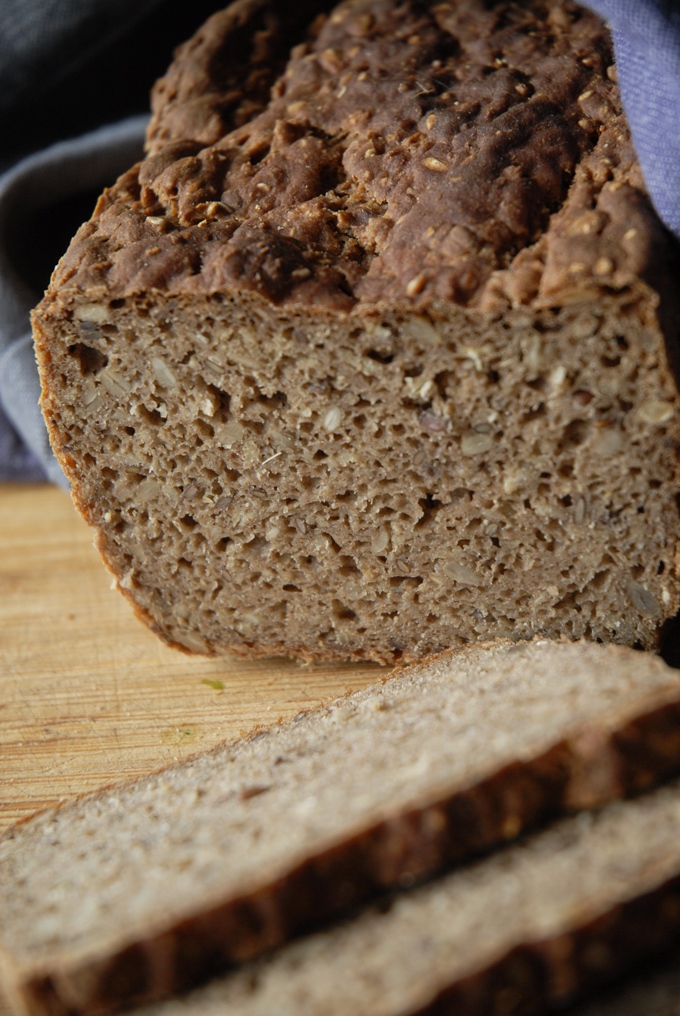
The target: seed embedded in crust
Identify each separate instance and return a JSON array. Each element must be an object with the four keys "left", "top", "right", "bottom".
[
  {"left": 371, "top": 529, "right": 390, "bottom": 554},
  {"left": 628, "top": 582, "right": 659, "bottom": 617},
  {"left": 461, "top": 432, "right": 494, "bottom": 456},
  {"left": 74, "top": 303, "right": 111, "bottom": 324},
  {"left": 420, "top": 411, "right": 449, "bottom": 433},
  {"left": 99, "top": 368, "right": 129, "bottom": 397},
  {"left": 406, "top": 274, "right": 427, "bottom": 296},
  {"left": 151, "top": 357, "right": 176, "bottom": 388},
  {"left": 594, "top": 257, "right": 614, "bottom": 276},
  {"left": 442, "top": 560, "right": 482, "bottom": 586},
  {"left": 590, "top": 427, "right": 623, "bottom": 456},
  {"left": 637, "top": 400, "right": 674, "bottom": 424},
  {"left": 422, "top": 157, "right": 448, "bottom": 172},
  {"left": 323, "top": 407, "right": 343, "bottom": 432}
]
